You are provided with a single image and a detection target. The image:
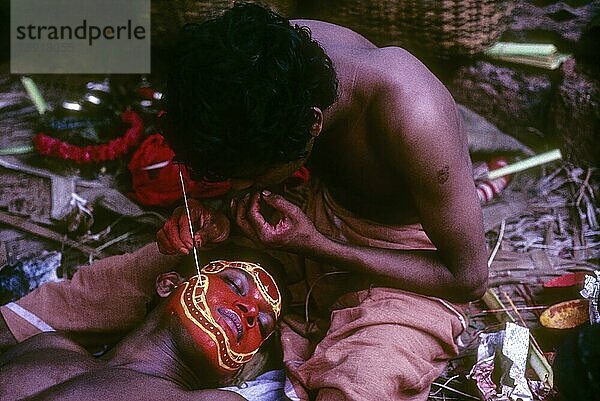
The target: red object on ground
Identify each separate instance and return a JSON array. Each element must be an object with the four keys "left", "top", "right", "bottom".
[
  {"left": 543, "top": 272, "right": 588, "bottom": 288},
  {"left": 33, "top": 110, "right": 144, "bottom": 164},
  {"left": 128, "top": 133, "right": 231, "bottom": 207},
  {"left": 477, "top": 157, "right": 511, "bottom": 204},
  {"left": 128, "top": 133, "right": 311, "bottom": 207}
]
